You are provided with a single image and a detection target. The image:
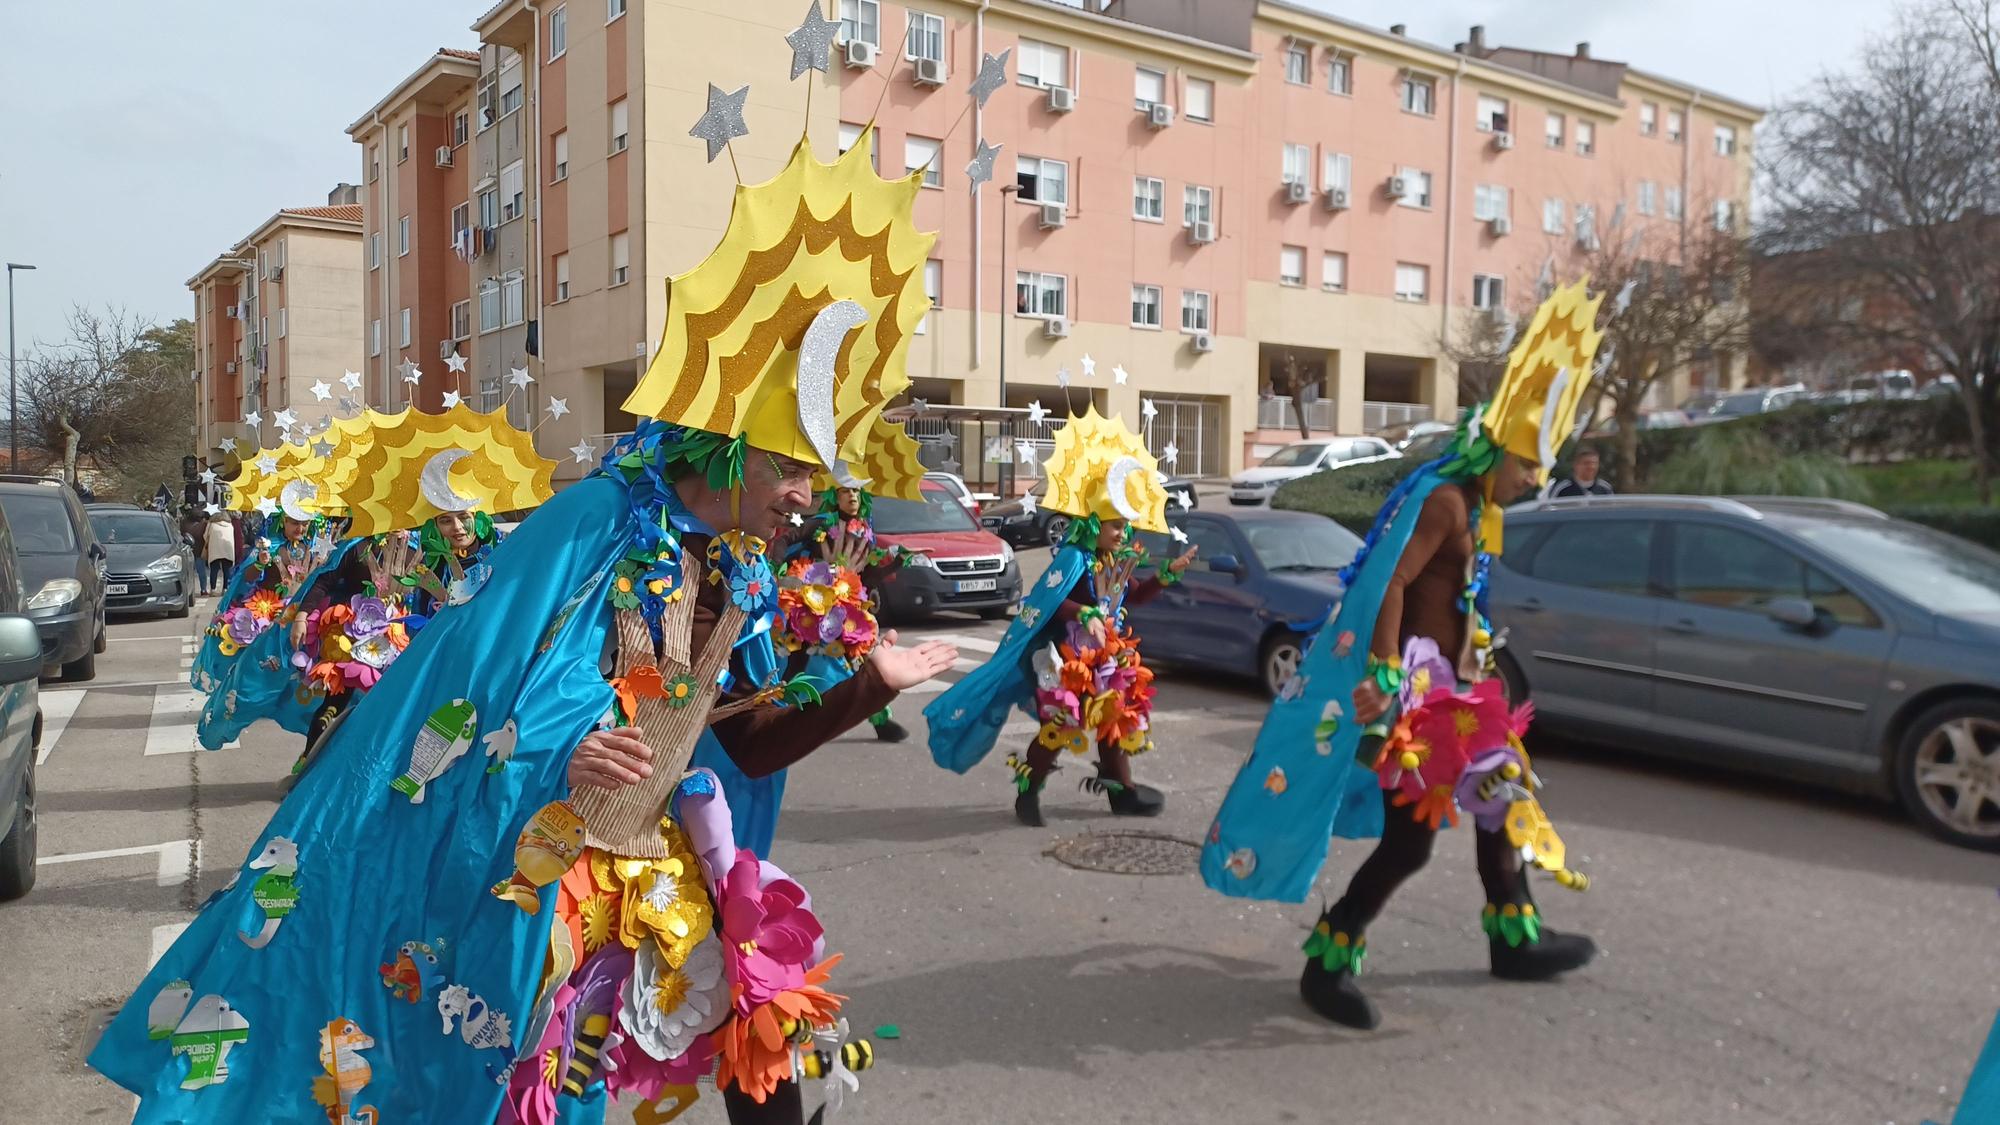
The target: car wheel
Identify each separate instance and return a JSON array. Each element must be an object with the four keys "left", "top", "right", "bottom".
[
  {"left": 60, "top": 648, "right": 95, "bottom": 684},
  {"left": 1894, "top": 698, "right": 2000, "bottom": 851},
  {"left": 169, "top": 595, "right": 191, "bottom": 620},
  {"left": 1495, "top": 651, "right": 1530, "bottom": 708},
  {"left": 0, "top": 761, "right": 36, "bottom": 901},
  {"left": 1044, "top": 515, "right": 1071, "bottom": 548},
  {"left": 93, "top": 624, "right": 107, "bottom": 654},
  {"left": 1259, "top": 632, "right": 1305, "bottom": 699}
]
